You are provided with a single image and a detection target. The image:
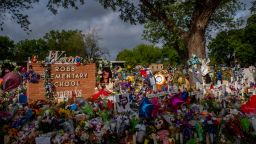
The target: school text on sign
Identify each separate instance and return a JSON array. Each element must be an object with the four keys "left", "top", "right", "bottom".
[{"left": 26, "top": 63, "right": 96, "bottom": 102}]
